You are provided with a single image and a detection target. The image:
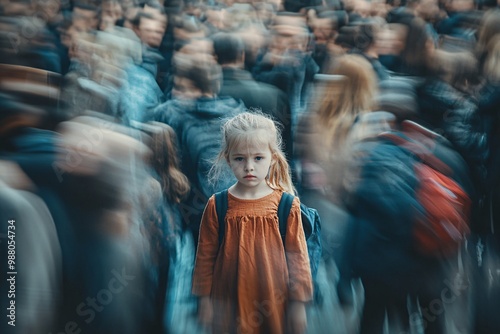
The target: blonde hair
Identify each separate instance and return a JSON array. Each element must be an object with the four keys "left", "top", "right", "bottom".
[
  {"left": 316, "top": 54, "right": 377, "bottom": 150},
  {"left": 212, "top": 111, "right": 295, "bottom": 194},
  {"left": 476, "top": 9, "right": 500, "bottom": 63},
  {"left": 484, "top": 35, "right": 500, "bottom": 82}
]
